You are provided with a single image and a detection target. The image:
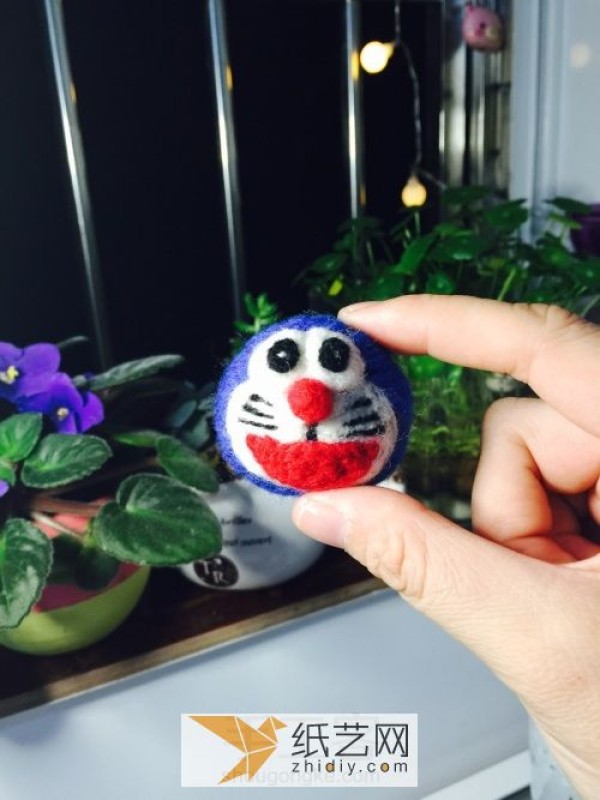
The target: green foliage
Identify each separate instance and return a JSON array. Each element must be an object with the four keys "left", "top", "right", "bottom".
[
  {"left": 0, "top": 519, "right": 53, "bottom": 628},
  {"left": 92, "top": 473, "right": 221, "bottom": 566},
  {"left": 77, "top": 354, "right": 185, "bottom": 391},
  {"left": 48, "top": 533, "right": 119, "bottom": 591},
  {"left": 229, "top": 292, "right": 280, "bottom": 356},
  {"left": 302, "top": 187, "right": 599, "bottom": 483},
  {"left": 0, "top": 461, "right": 15, "bottom": 487},
  {"left": 165, "top": 382, "right": 216, "bottom": 451},
  {"left": 21, "top": 434, "right": 112, "bottom": 489},
  {"left": 0, "top": 414, "right": 43, "bottom": 461},
  {"left": 301, "top": 187, "right": 599, "bottom": 313},
  {"left": 296, "top": 217, "right": 396, "bottom": 310},
  {"left": 71, "top": 540, "right": 120, "bottom": 591},
  {"left": 156, "top": 435, "right": 219, "bottom": 493},
  {"left": 0, "top": 343, "right": 224, "bottom": 630},
  {"left": 112, "top": 429, "right": 162, "bottom": 448}
]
